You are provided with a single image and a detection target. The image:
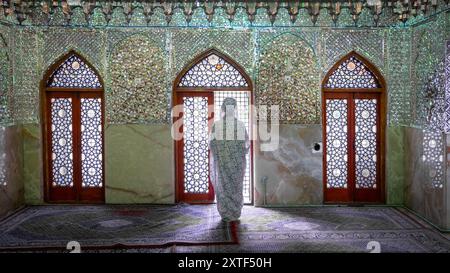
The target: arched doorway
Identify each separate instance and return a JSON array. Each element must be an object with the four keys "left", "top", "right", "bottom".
[
  {"left": 41, "top": 51, "right": 105, "bottom": 203},
  {"left": 173, "top": 49, "right": 253, "bottom": 204},
  {"left": 322, "top": 51, "right": 386, "bottom": 203}
]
